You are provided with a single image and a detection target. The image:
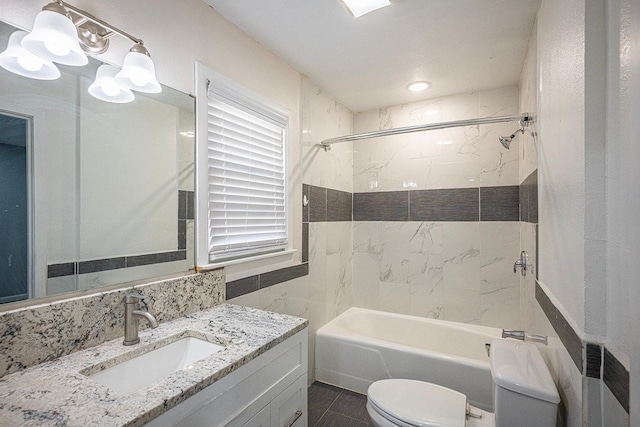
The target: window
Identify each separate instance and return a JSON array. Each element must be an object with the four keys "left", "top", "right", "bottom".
[{"left": 195, "top": 65, "right": 289, "bottom": 267}]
